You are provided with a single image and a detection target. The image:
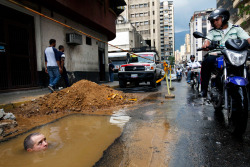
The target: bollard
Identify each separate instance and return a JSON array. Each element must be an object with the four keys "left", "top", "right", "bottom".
[
  {"left": 169, "top": 65, "right": 174, "bottom": 90},
  {"left": 165, "top": 66, "right": 175, "bottom": 98}
]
